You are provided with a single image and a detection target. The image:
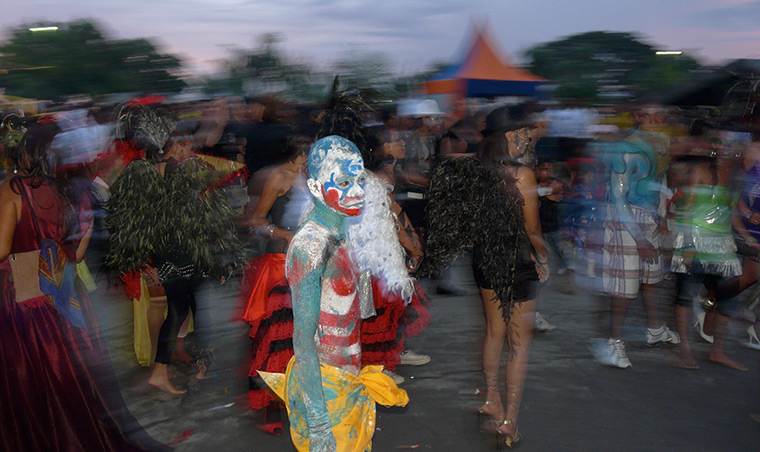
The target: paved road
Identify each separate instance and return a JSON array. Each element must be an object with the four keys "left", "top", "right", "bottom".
[{"left": 87, "top": 244, "right": 759, "bottom": 452}]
